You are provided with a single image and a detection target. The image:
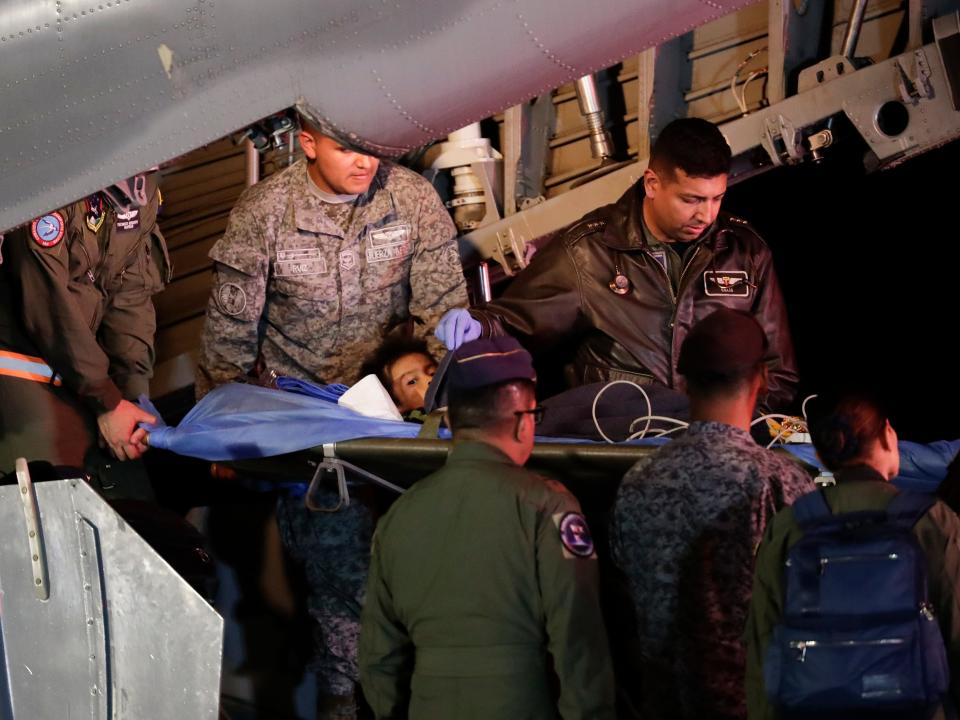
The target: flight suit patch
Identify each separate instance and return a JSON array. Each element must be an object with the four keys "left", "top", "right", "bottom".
[
  {"left": 703, "top": 270, "right": 750, "bottom": 297},
  {"left": 85, "top": 194, "right": 105, "bottom": 233},
  {"left": 274, "top": 248, "right": 327, "bottom": 277},
  {"left": 217, "top": 282, "right": 247, "bottom": 316},
  {"left": 366, "top": 223, "right": 412, "bottom": 264},
  {"left": 31, "top": 212, "right": 65, "bottom": 248},
  {"left": 555, "top": 512, "right": 595, "bottom": 559},
  {"left": 116, "top": 208, "right": 141, "bottom": 232}
]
